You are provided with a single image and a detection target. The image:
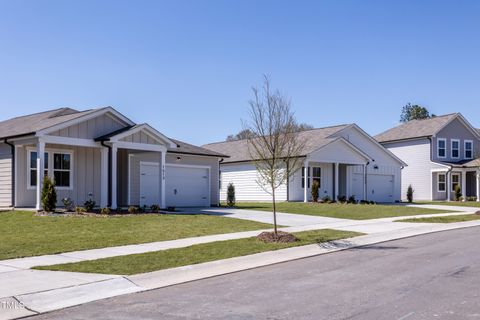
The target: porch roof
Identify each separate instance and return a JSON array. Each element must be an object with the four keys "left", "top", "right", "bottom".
[{"left": 434, "top": 158, "right": 480, "bottom": 169}]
